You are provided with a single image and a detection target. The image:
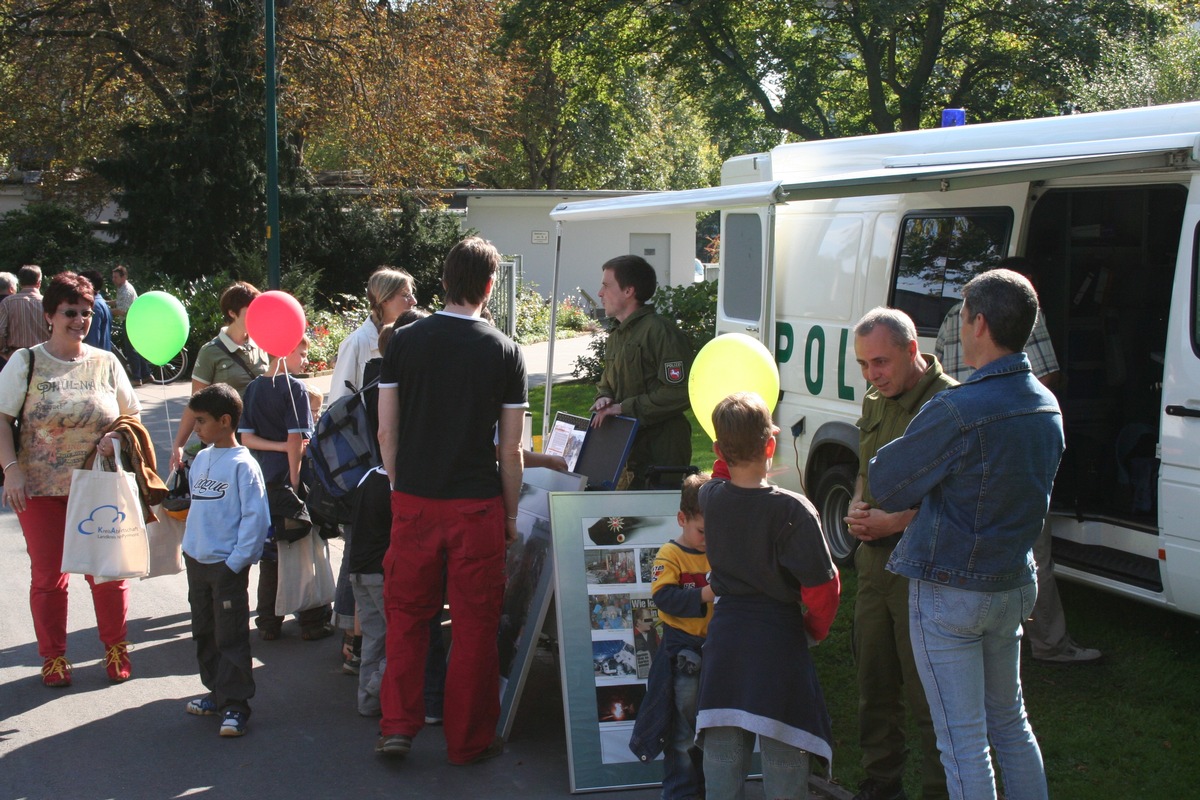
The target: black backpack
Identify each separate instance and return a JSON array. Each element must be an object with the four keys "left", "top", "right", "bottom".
[{"left": 304, "top": 374, "right": 380, "bottom": 526}]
